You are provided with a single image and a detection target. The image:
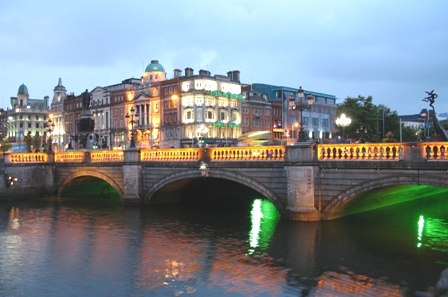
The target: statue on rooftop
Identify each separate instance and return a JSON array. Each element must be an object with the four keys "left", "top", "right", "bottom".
[{"left": 82, "top": 89, "right": 91, "bottom": 109}]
